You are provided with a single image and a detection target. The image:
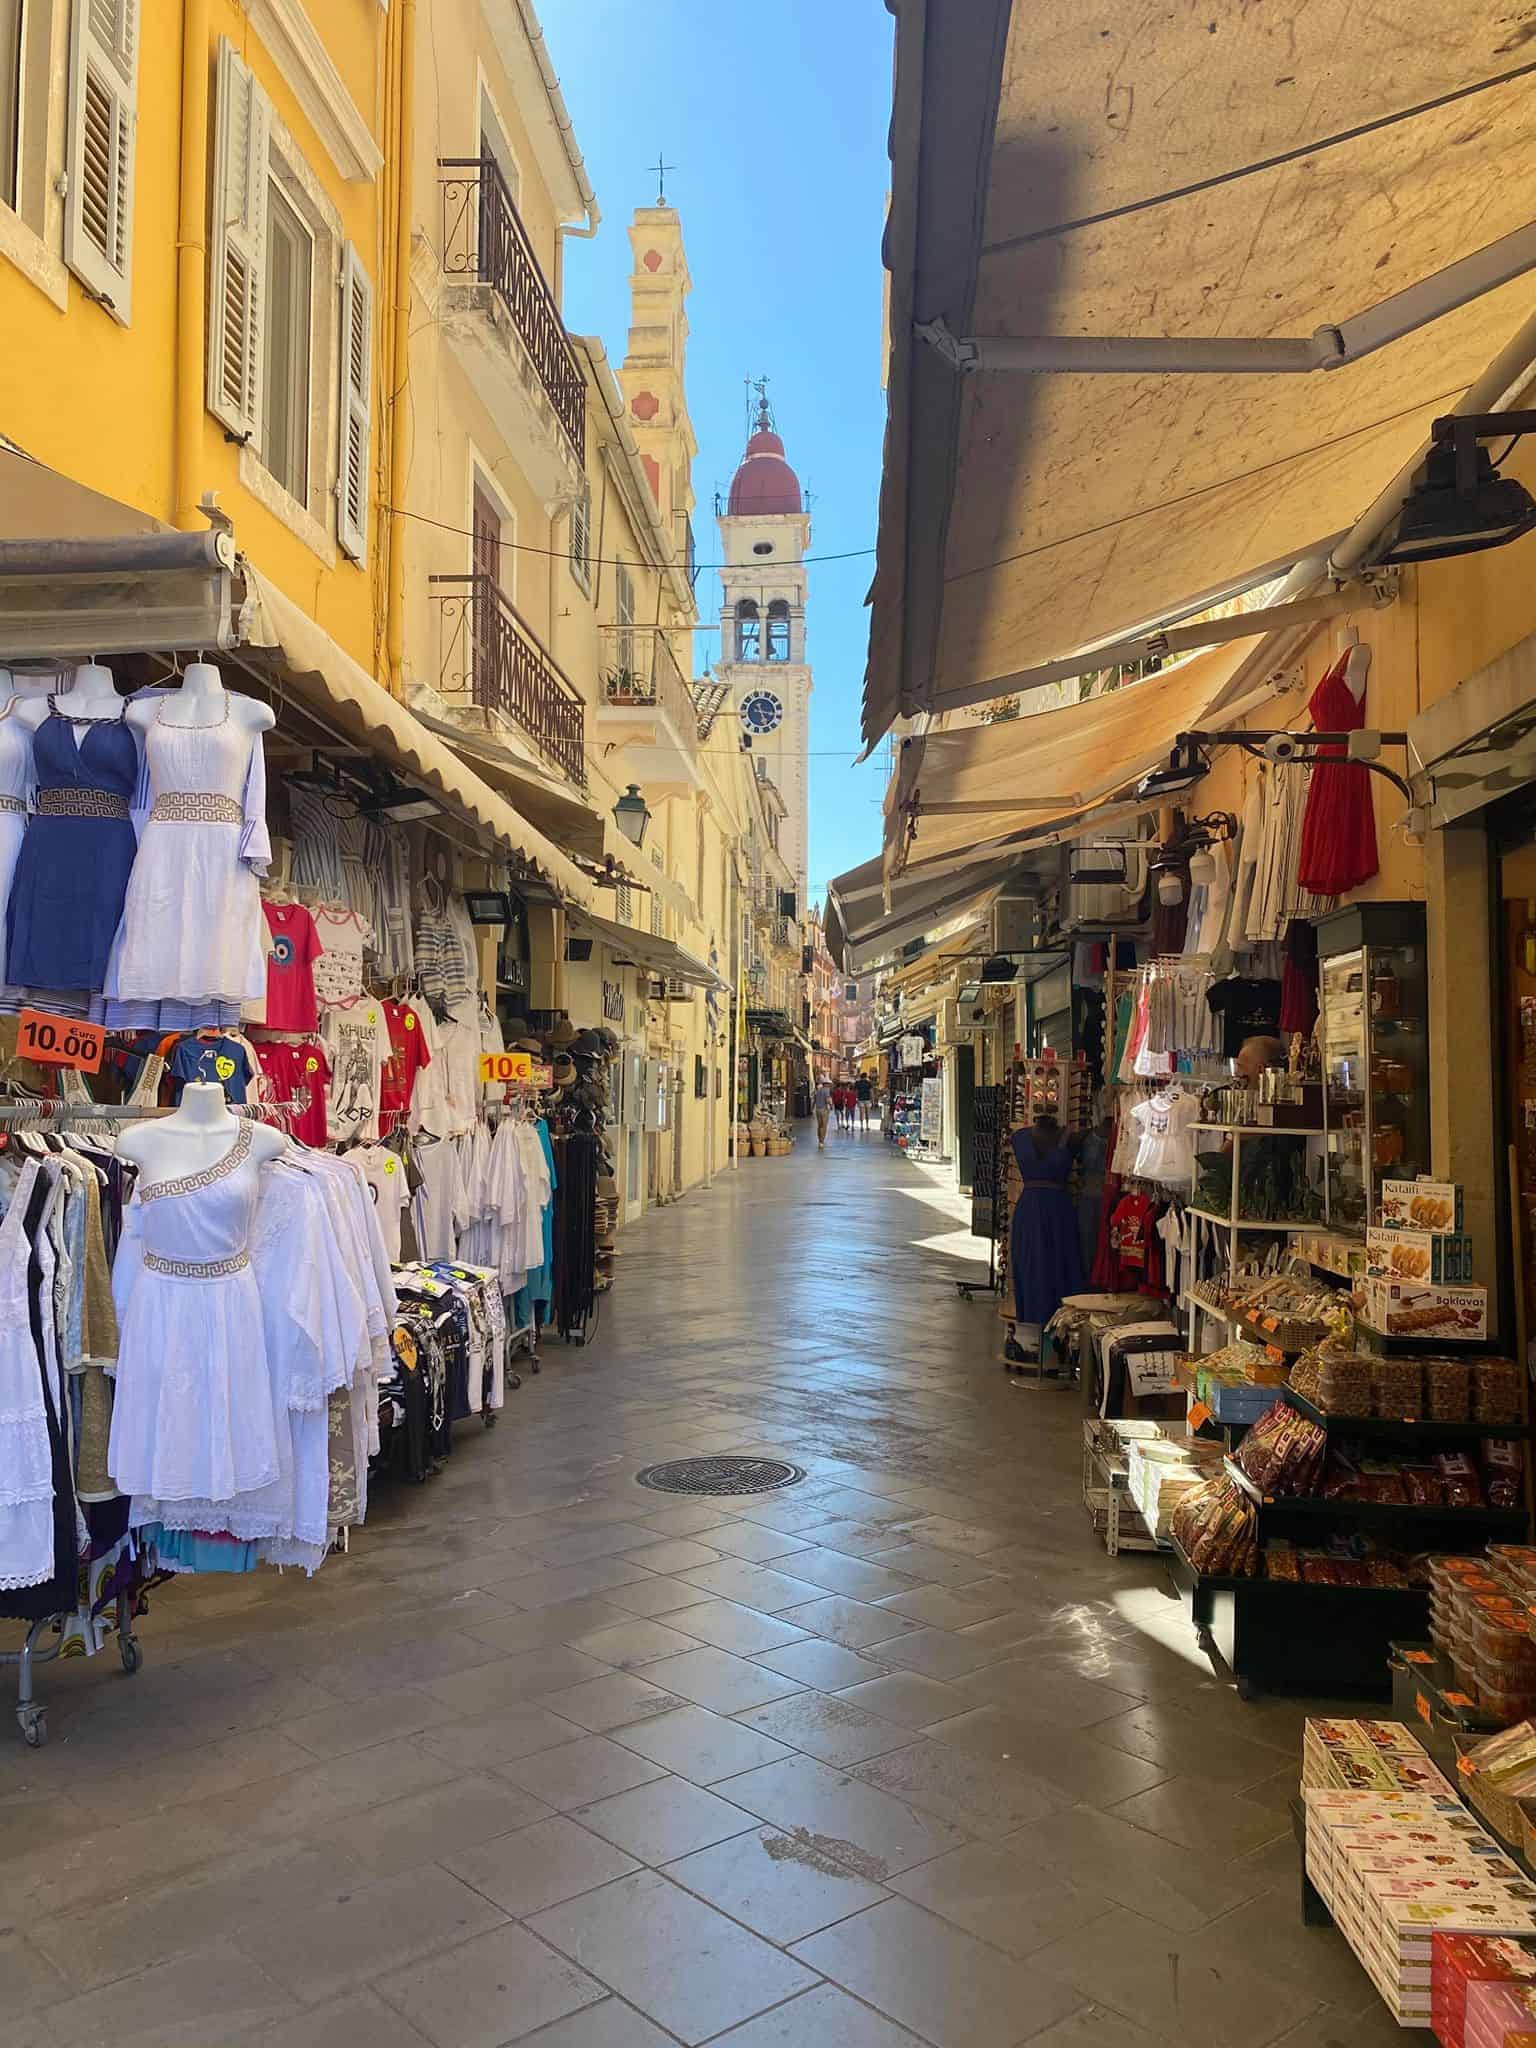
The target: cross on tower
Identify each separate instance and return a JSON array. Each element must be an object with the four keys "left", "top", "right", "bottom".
[{"left": 651, "top": 152, "right": 677, "bottom": 204}]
